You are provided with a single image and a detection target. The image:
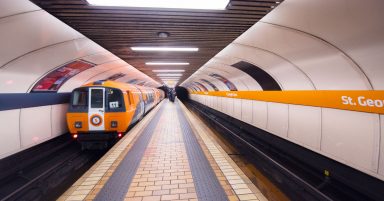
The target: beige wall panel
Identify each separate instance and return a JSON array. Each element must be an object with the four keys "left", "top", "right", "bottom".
[
  {"left": 322, "top": 109, "right": 380, "bottom": 173},
  {"left": 379, "top": 115, "right": 384, "bottom": 176},
  {"left": 233, "top": 99, "right": 242, "bottom": 120},
  {"left": 267, "top": 102, "right": 288, "bottom": 138},
  {"left": 241, "top": 99, "right": 253, "bottom": 125},
  {"left": 252, "top": 100, "right": 268, "bottom": 130},
  {"left": 0, "top": 109, "right": 21, "bottom": 159},
  {"left": 20, "top": 106, "right": 52, "bottom": 148},
  {"left": 288, "top": 105, "right": 321, "bottom": 150},
  {"left": 51, "top": 104, "right": 69, "bottom": 137}
]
